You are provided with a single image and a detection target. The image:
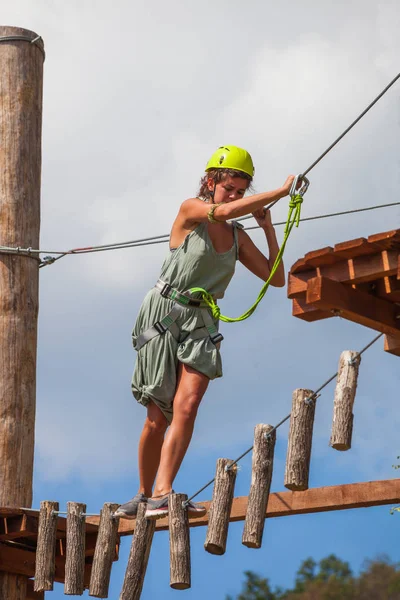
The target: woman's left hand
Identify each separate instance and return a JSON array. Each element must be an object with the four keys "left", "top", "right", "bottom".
[{"left": 252, "top": 207, "right": 272, "bottom": 229}]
